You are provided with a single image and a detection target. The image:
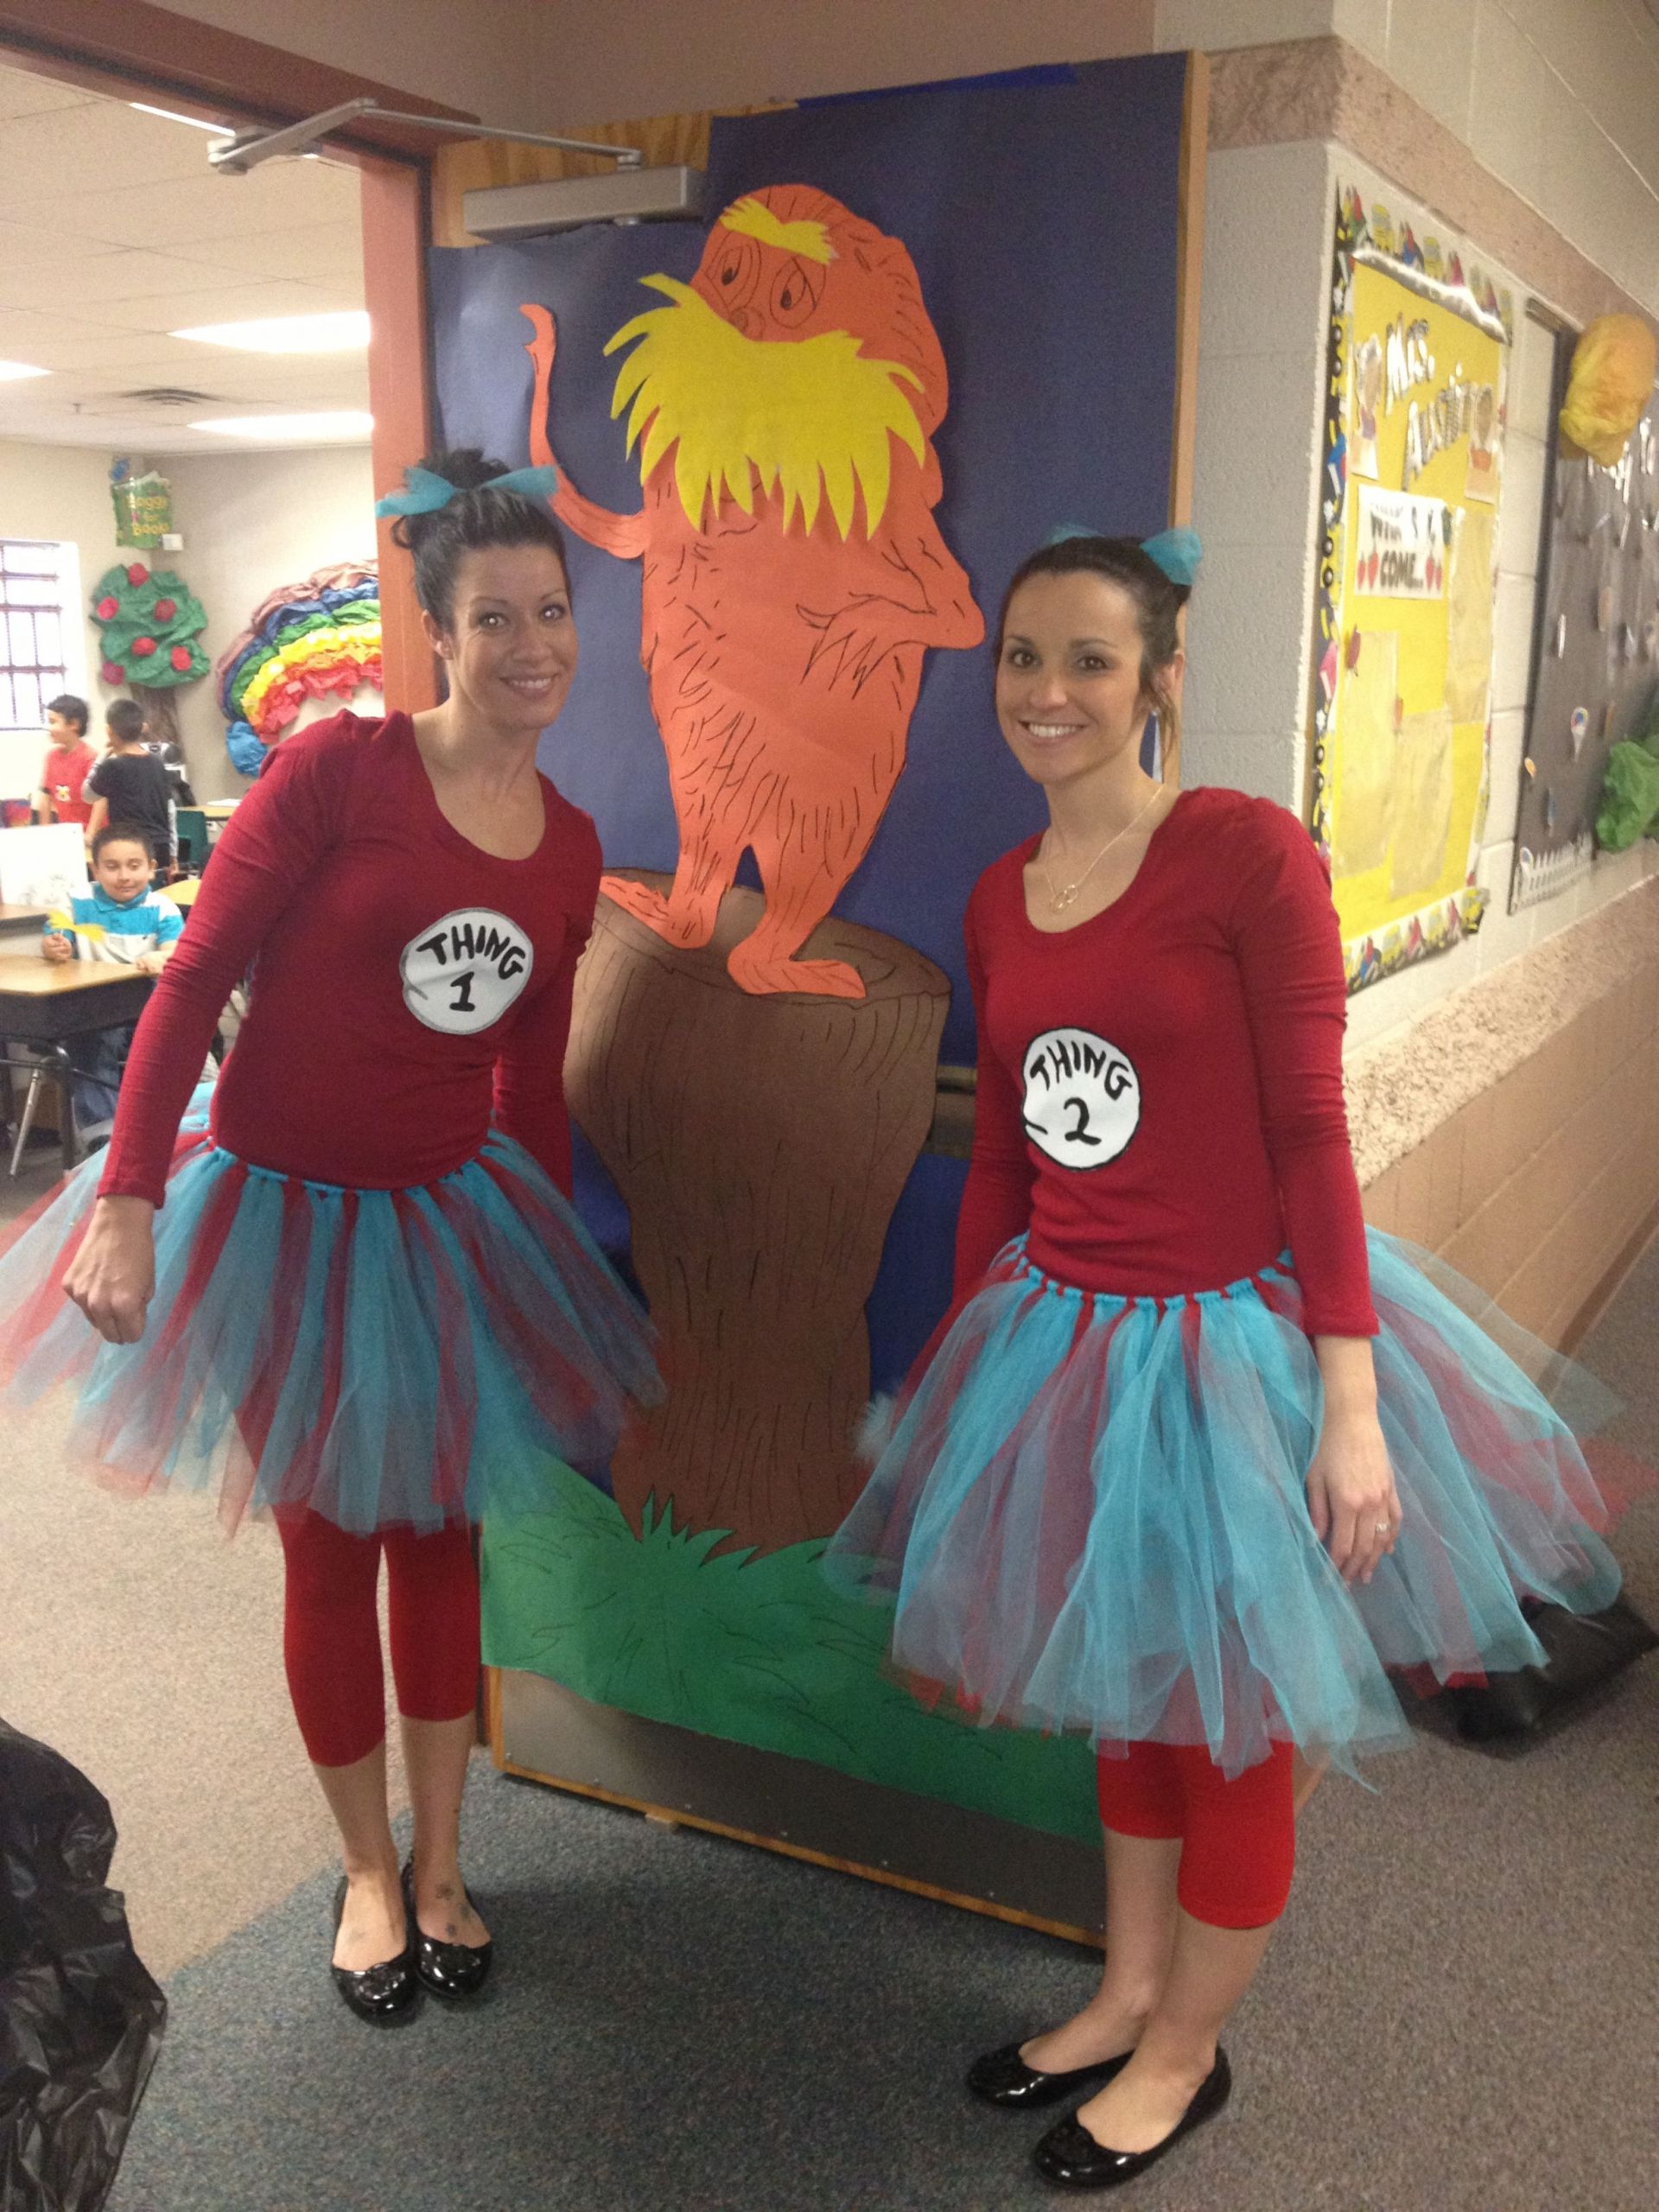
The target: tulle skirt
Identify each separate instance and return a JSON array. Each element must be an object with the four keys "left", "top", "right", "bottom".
[
  {"left": 824, "top": 1232, "right": 1624, "bottom": 1777},
  {"left": 0, "top": 1091, "right": 659, "bottom": 1535}
]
